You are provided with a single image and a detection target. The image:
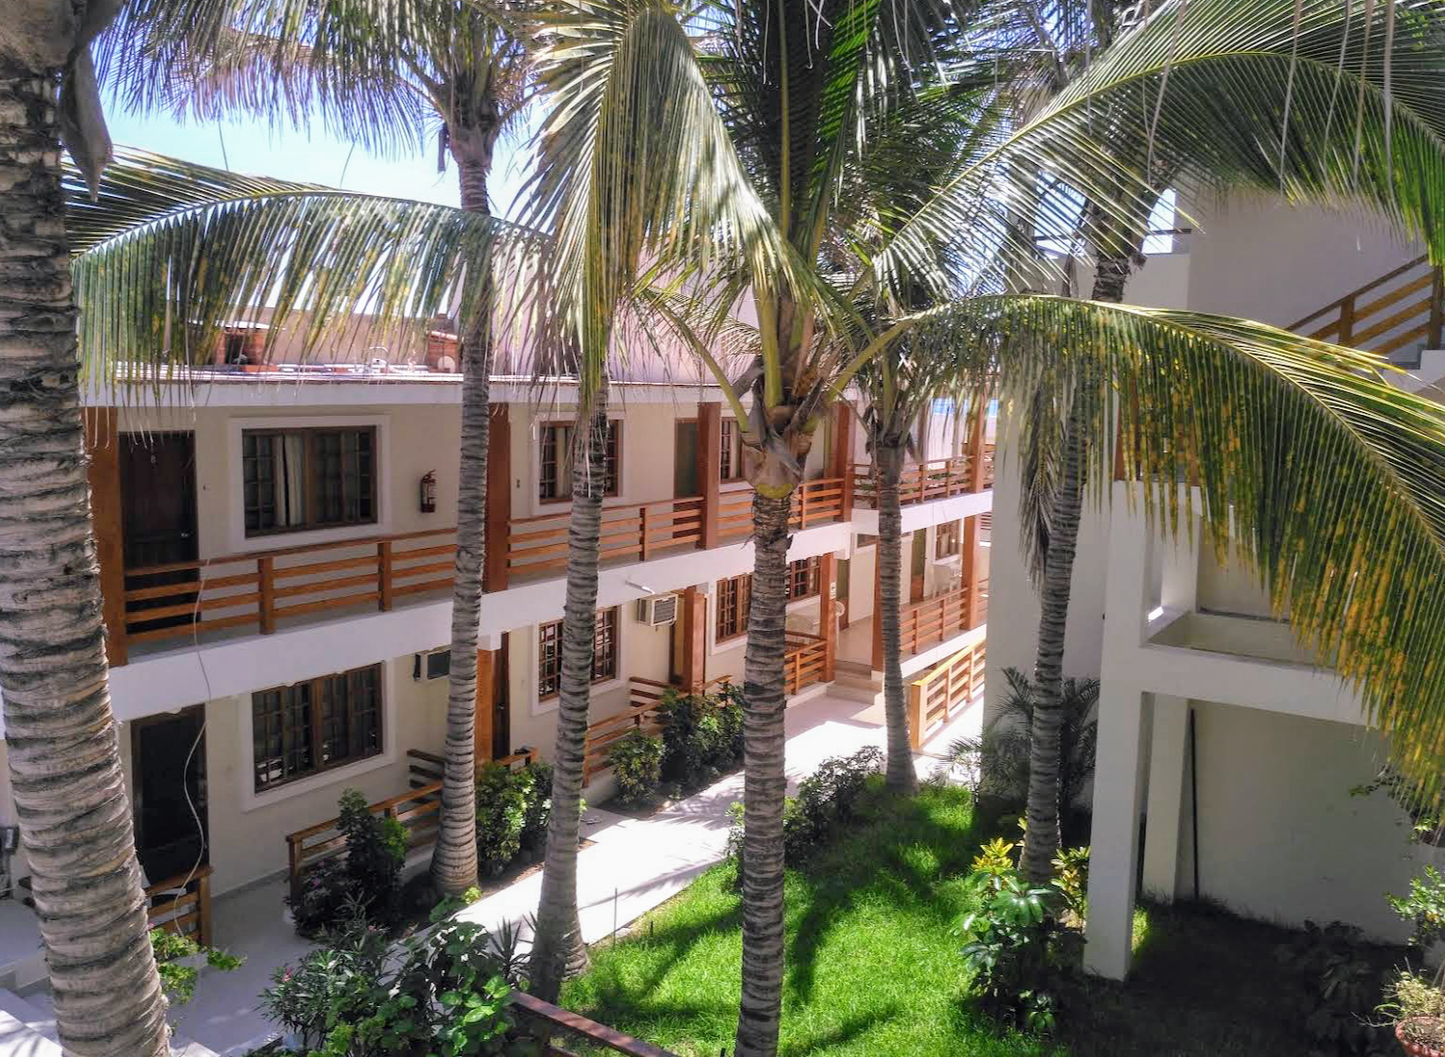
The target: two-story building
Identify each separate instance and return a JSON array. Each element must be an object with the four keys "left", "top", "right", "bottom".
[
  {"left": 986, "top": 193, "right": 1445, "bottom": 980},
  {"left": 0, "top": 335, "right": 995, "bottom": 990}
]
